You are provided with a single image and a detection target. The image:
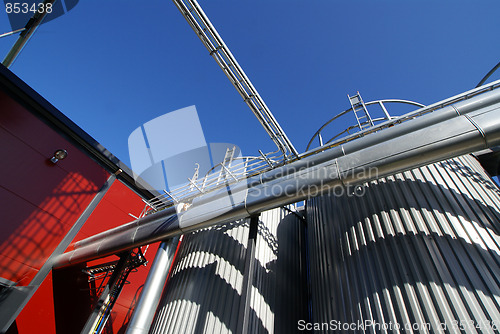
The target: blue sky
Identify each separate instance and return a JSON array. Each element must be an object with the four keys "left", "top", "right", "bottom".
[{"left": 2, "top": 1, "right": 500, "bottom": 171}]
